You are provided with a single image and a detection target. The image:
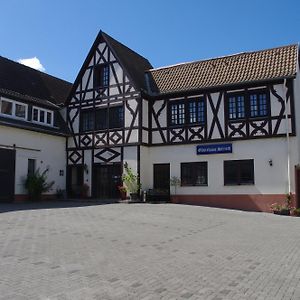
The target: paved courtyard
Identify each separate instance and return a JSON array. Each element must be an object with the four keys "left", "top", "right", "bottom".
[{"left": 0, "top": 202, "right": 300, "bottom": 300}]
